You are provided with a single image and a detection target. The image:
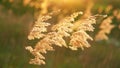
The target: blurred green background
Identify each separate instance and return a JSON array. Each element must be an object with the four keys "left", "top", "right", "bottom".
[{"left": 0, "top": 0, "right": 120, "bottom": 68}]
